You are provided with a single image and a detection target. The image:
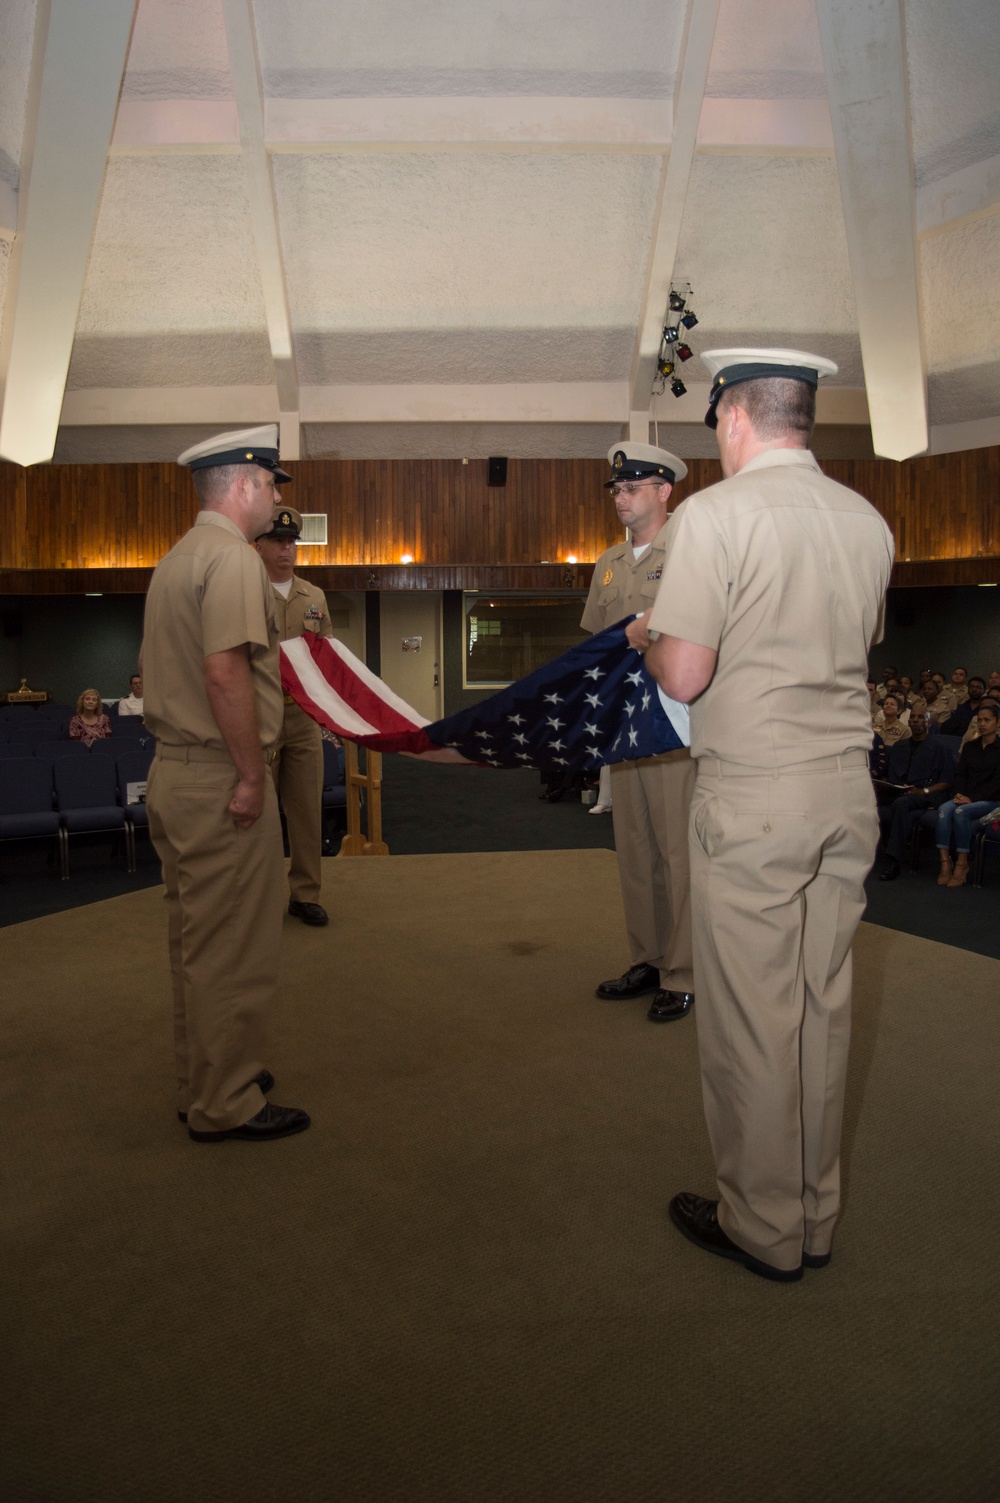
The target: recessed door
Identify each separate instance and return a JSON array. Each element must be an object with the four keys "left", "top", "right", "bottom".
[{"left": 378, "top": 592, "right": 443, "bottom": 722}]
